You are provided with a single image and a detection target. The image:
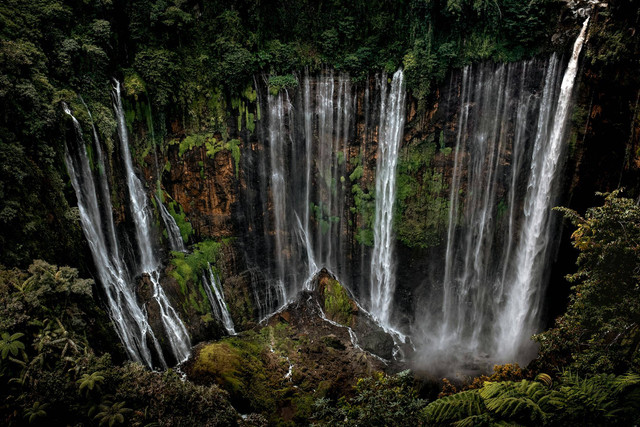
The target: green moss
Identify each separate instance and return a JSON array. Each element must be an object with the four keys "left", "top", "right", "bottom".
[
  {"left": 351, "top": 183, "right": 375, "bottom": 246},
  {"left": 174, "top": 133, "right": 206, "bottom": 157},
  {"left": 172, "top": 133, "right": 240, "bottom": 178},
  {"left": 206, "top": 89, "right": 228, "bottom": 135},
  {"left": 395, "top": 139, "right": 451, "bottom": 249},
  {"left": 242, "top": 85, "right": 257, "bottom": 103},
  {"left": 191, "top": 333, "right": 276, "bottom": 414},
  {"left": 323, "top": 279, "right": 353, "bottom": 326},
  {"left": 170, "top": 239, "right": 223, "bottom": 315},
  {"left": 167, "top": 200, "right": 193, "bottom": 243},
  {"left": 226, "top": 139, "right": 241, "bottom": 178}
]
